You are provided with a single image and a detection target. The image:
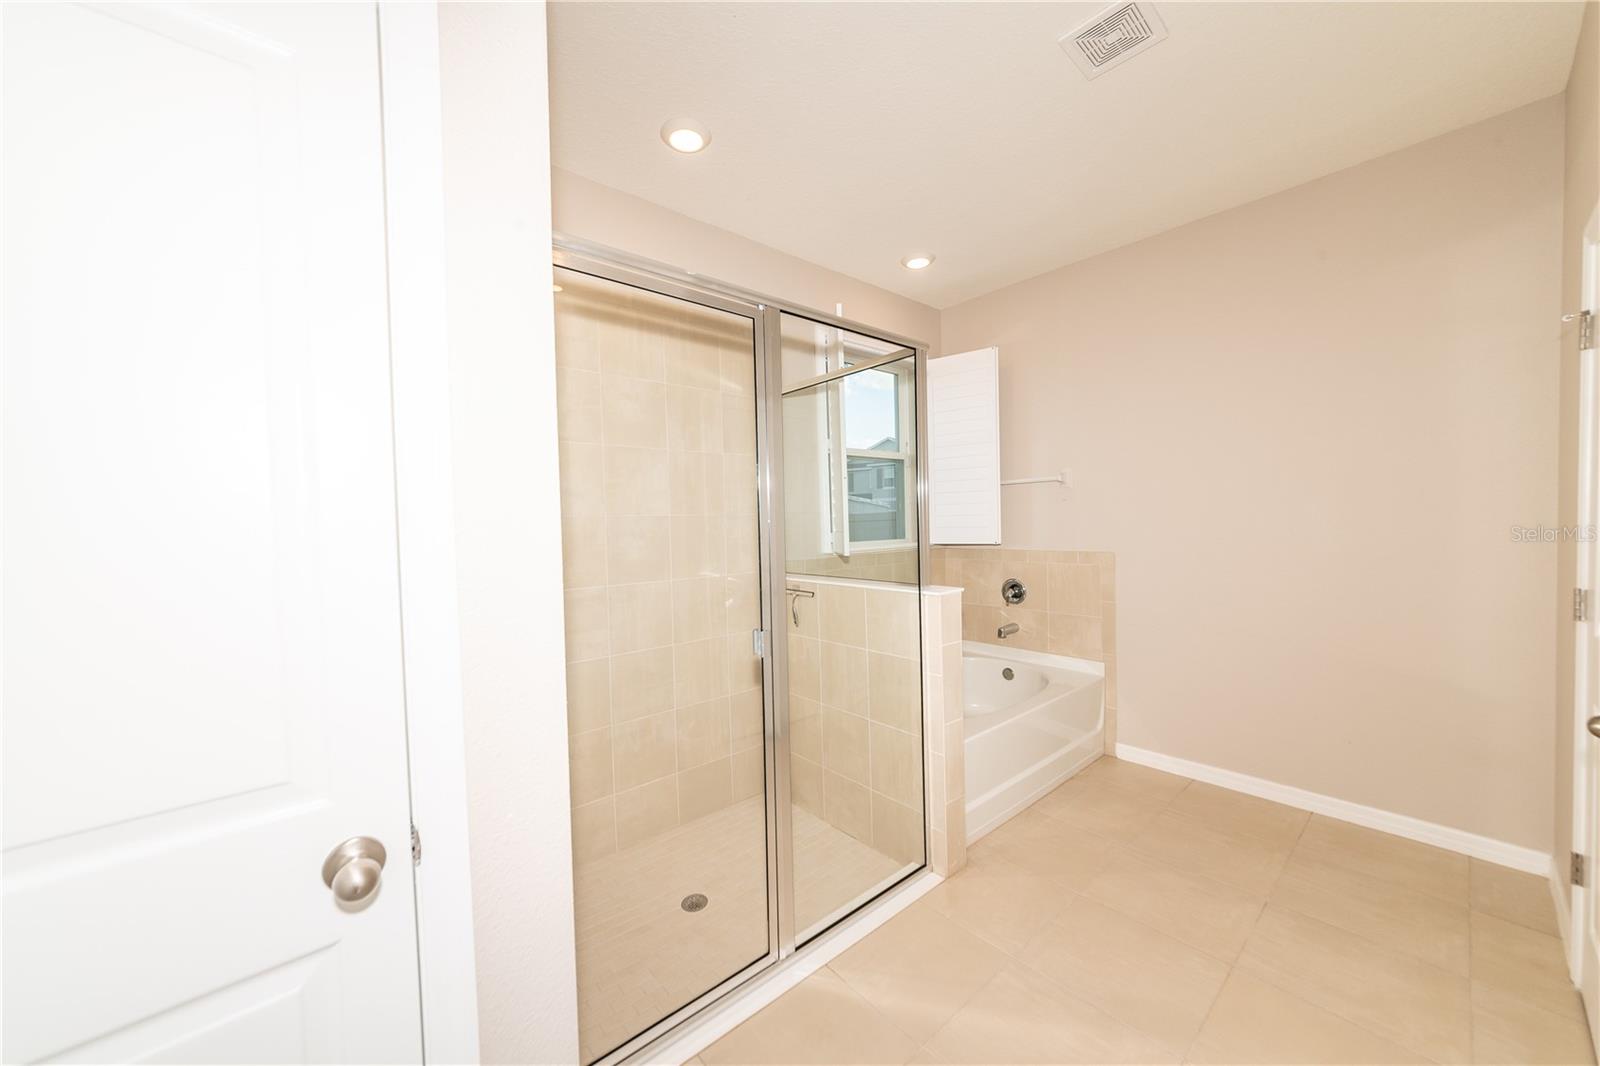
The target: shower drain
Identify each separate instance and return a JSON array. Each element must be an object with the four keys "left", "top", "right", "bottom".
[{"left": 680, "top": 893, "right": 709, "bottom": 913}]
